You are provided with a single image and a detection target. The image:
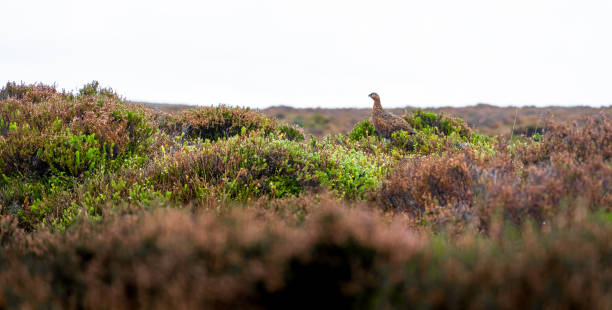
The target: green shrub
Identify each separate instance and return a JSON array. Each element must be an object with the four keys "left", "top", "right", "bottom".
[
  {"left": 349, "top": 120, "right": 376, "bottom": 141},
  {"left": 390, "top": 128, "right": 445, "bottom": 154},
  {"left": 78, "top": 80, "right": 103, "bottom": 97},
  {"left": 388, "top": 122, "right": 494, "bottom": 156},
  {"left": 0, "top": 82, "right": 159, "bottom": 229},
  {"left": 0, "top": 82, "right": 157, "bottom": 179},
  {"left": 405, "top": 109, "right": 472, "bottom": 138},
  {"left": 109, "top": 134, "right": 389, "bottom": 205},
  {"left": 348, "top": 111, "right": 493, "bottom": 157},
  {"left": 72, "top": 135, "right": 324, "bottom": 211},
  {"left": 314, "top": 143, "right": 388, "bottom": 199},
  {"left": 278, "top": 124, "right": 305, "bottom": 141},
  {"left": 39, "top": 129, "right": 106, "bottom": 177}
]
